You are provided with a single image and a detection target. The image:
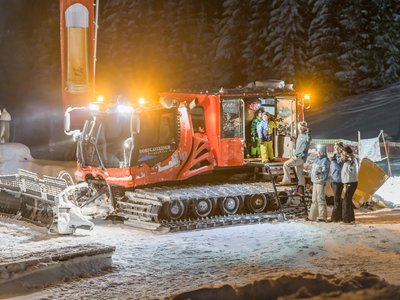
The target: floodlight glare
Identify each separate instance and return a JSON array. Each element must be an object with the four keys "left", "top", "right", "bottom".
[
  {"left": 117, "top": 104, "right": 134, "bottom": 113},
  {"left": 89, "top": 103, "right": 100, "bottom": 111}
]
